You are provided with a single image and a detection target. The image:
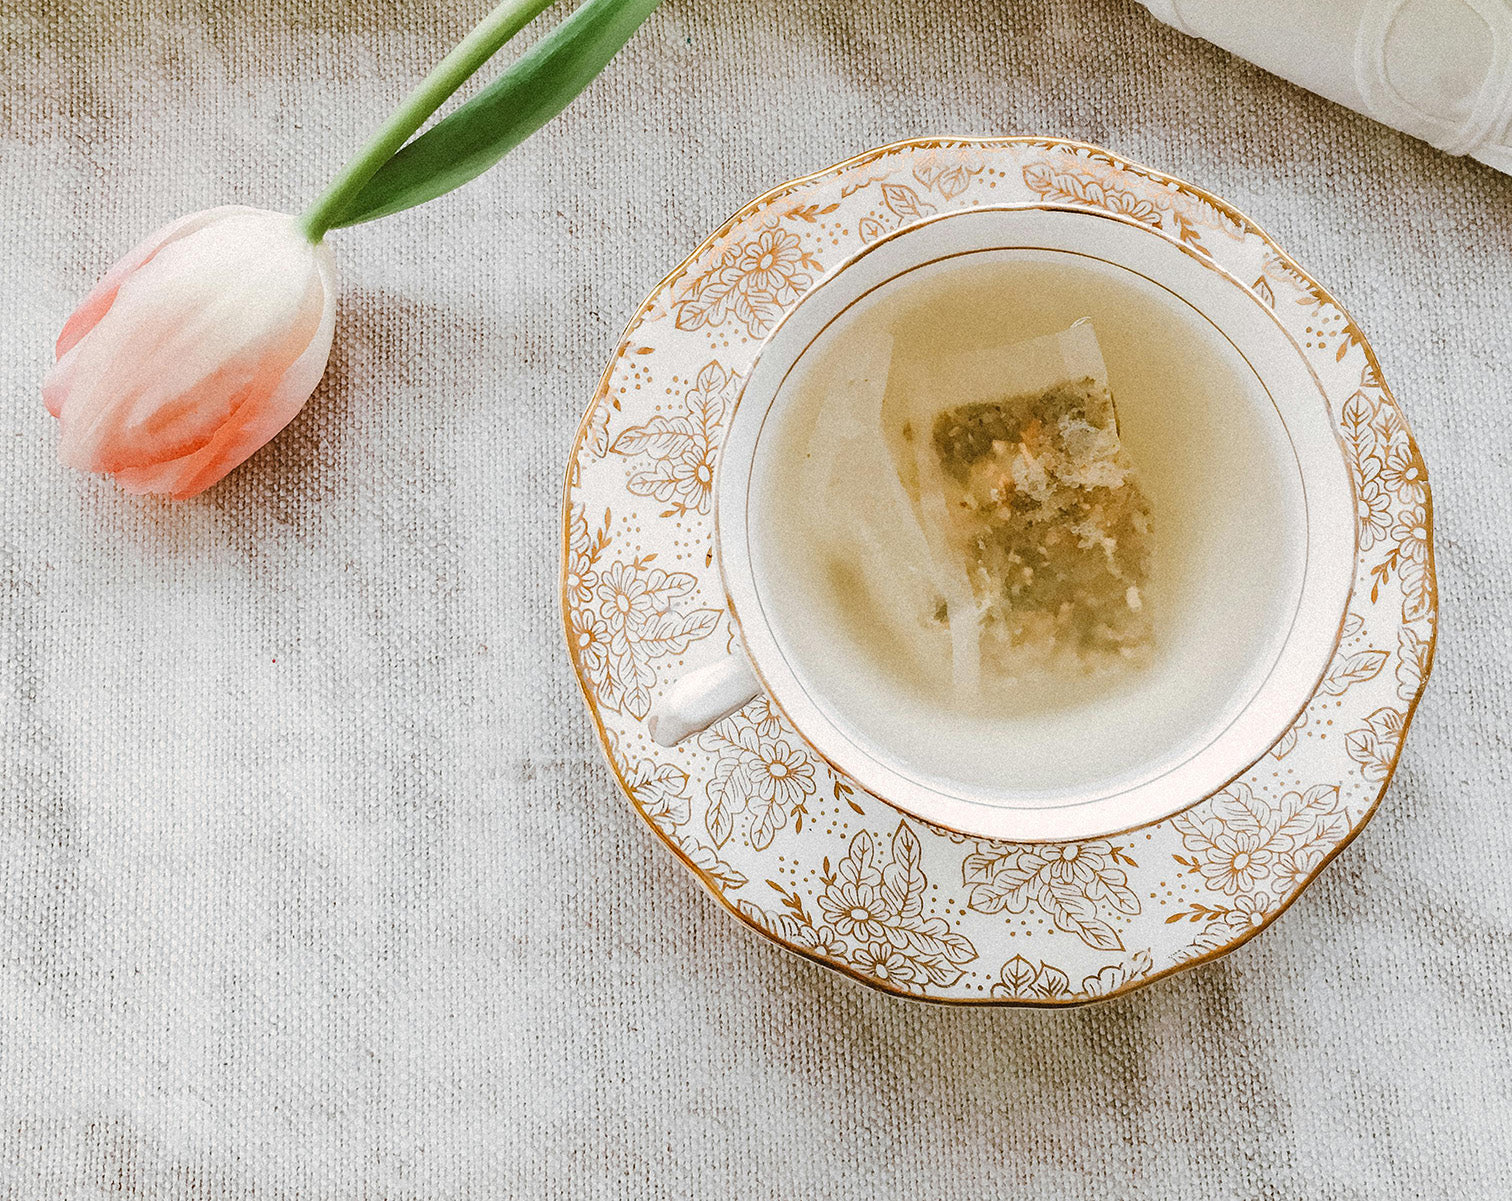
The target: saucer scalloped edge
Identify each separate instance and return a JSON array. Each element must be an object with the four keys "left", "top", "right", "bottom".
[{"left": 561, "top": 138, "right": 1437, "bottom": 1005}]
